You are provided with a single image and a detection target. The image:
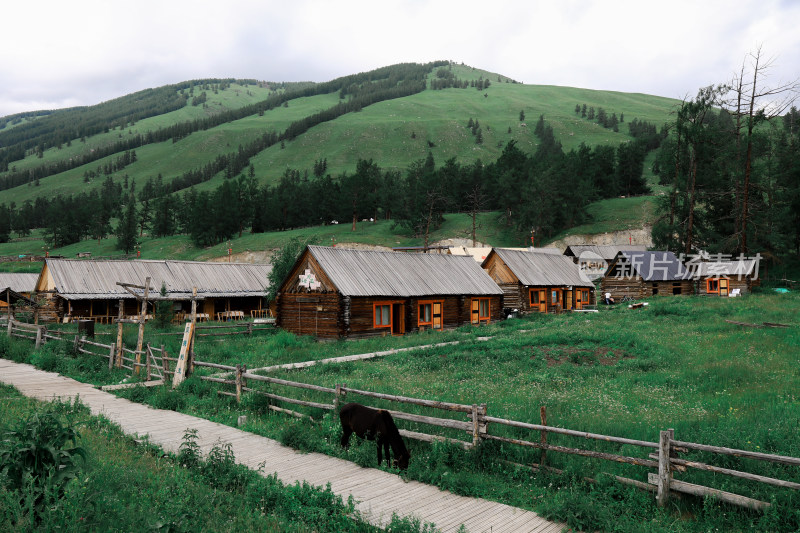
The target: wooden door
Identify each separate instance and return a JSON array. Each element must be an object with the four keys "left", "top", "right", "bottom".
[
  {"left": 432, "top": 302, "right": 442, "bottom": 329},
  {"left": 575, "top": 289, "right": 586, "bottom": 309},
  {"left": 719, "top": 278, "right": 729, "bottom": 297},
  {"left": 471, "top": 299, "right": 480, "bottom": 324},
  {"left": 392, "top": 303, "right": 405, "bottom": 334}
]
